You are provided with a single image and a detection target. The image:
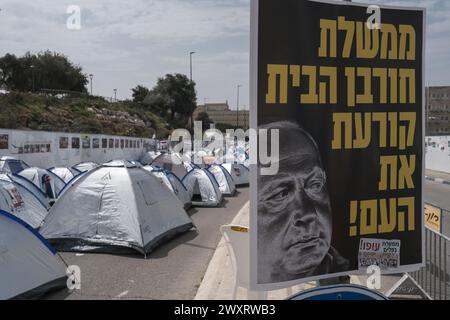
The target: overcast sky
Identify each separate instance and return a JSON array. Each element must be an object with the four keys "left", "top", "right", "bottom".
[{"left": 0, "top": 0, "right": 449, "bottom": 109}]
